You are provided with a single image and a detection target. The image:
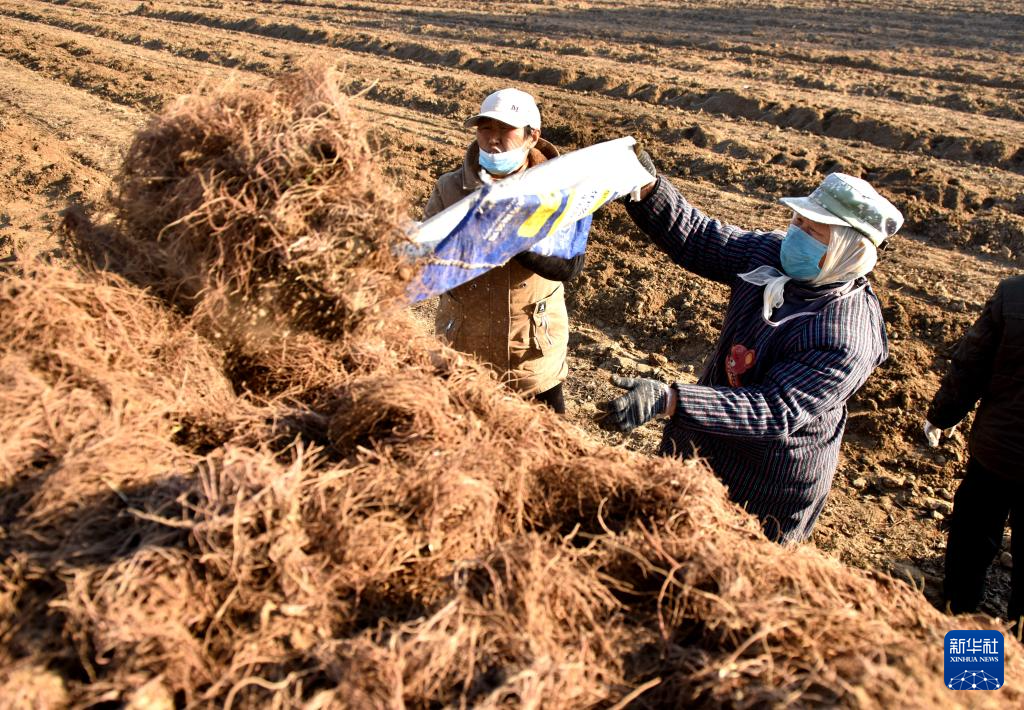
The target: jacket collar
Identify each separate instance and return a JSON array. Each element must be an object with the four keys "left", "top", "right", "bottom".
[
  {"left": 786, "top": 276, "right": 862, "bottom": 301},
  {"left": 459, "top": 138, "right": 559, "bottom": 191}
]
